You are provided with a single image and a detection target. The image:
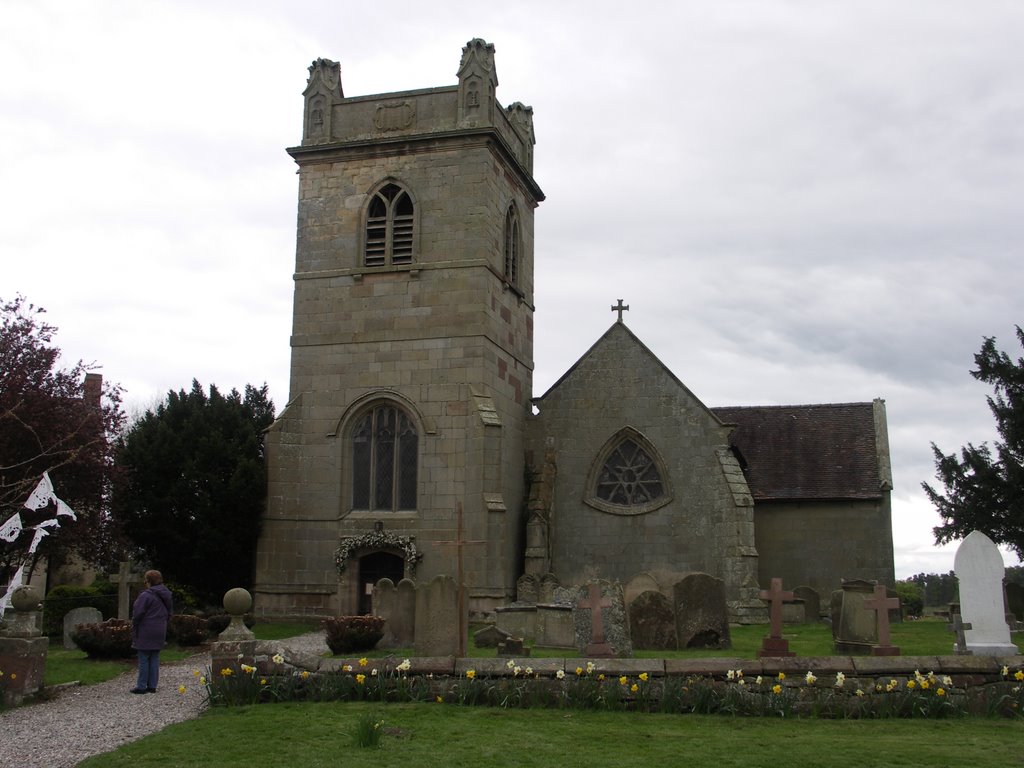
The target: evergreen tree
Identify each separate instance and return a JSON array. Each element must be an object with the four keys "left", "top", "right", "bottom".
[
  {"left": 925, "top": 327, "right": 1024, "bottom": 558},
  {"left": 114, "top": 380, "right": 274, "bottom": 604}
]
